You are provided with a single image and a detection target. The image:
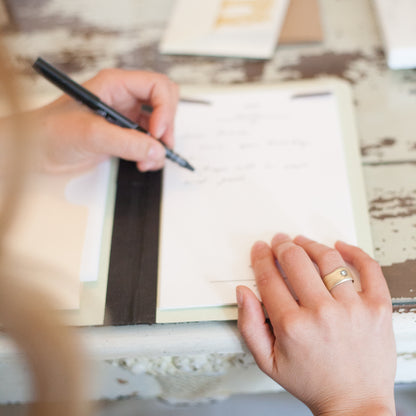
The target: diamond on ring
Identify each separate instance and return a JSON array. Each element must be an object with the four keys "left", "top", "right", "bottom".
[{"left": 322, "top": 267, "right": 354, "bottom": 291}]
